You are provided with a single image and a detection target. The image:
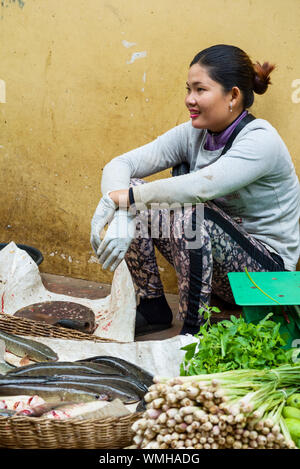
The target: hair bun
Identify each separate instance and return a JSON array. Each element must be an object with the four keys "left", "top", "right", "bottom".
[{"left": 253, "top": 61, "right": 276, "bottom": 95}]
